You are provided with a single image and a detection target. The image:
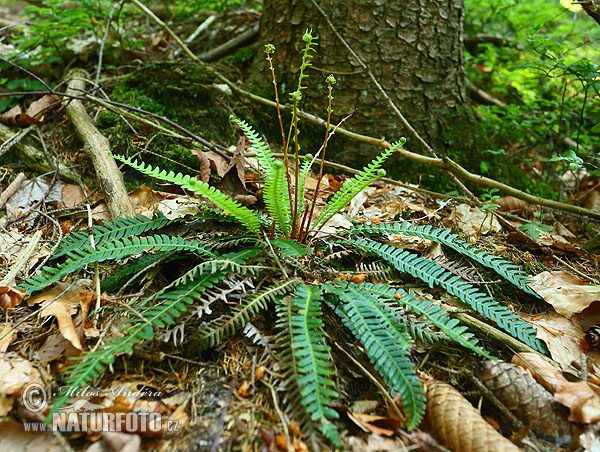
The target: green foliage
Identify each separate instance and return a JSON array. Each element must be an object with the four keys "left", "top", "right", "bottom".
[
  {"left": 464, "top": 0, "right": 600, "bottom": 187},
  {"left": 193, "top": 279, "right": 299, "bottom": 351},
  {"left": 290, "top": 284, "right": 341, "bottom": 447},
  {"left": 324, "top": 283, "right": 426, "bottom": 428},
  {"left": 100, "top": 251, "right": 176, "bottom": 292},
  {"left": 17, "top": 235, "right": 215, "bottom": 294},
  {"left": 358, "top": 284, "right": 492, "bottom": 358},
  {"left": 270, "top": 238, "right": 313, "bottom": 258},
  {"left": 8, "top": 0, "right": 143, "bottom": 66},
  {"left": 110, "top": 153, "right": 262, "bottom": 234},
  {"left": 49, "top": 269, "right": 226, "bottom": 420},
  {"left": 311, "top": 141, "right": 402, "bottom": 232},
  {"left": 347, "top": 236, "right": 545, "bottom": 353},
  {"left": 52, "top": 214, "right": 172, "bottom": 260},
  {"left": 520, "top": 221, "right": 552, "bottom": 239},
  {"left": 353, "top": 222, "right": 539, "bottom": 297}
]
